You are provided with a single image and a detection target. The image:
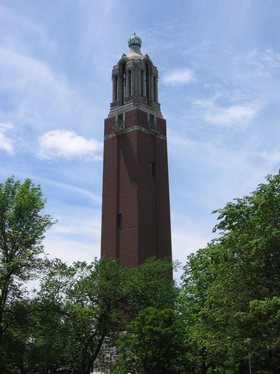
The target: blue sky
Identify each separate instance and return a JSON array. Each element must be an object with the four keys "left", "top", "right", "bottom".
[{"left": 1, "top": 0, "right": 280, "bottom": 272}]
